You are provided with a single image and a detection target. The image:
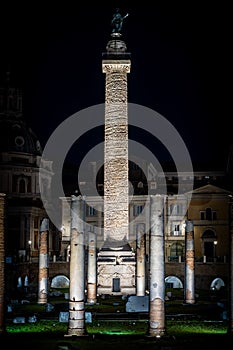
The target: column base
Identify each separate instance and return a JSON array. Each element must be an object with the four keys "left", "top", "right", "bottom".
[{"left": 65, "top": 330, "right": 88, "bottom": 337}]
